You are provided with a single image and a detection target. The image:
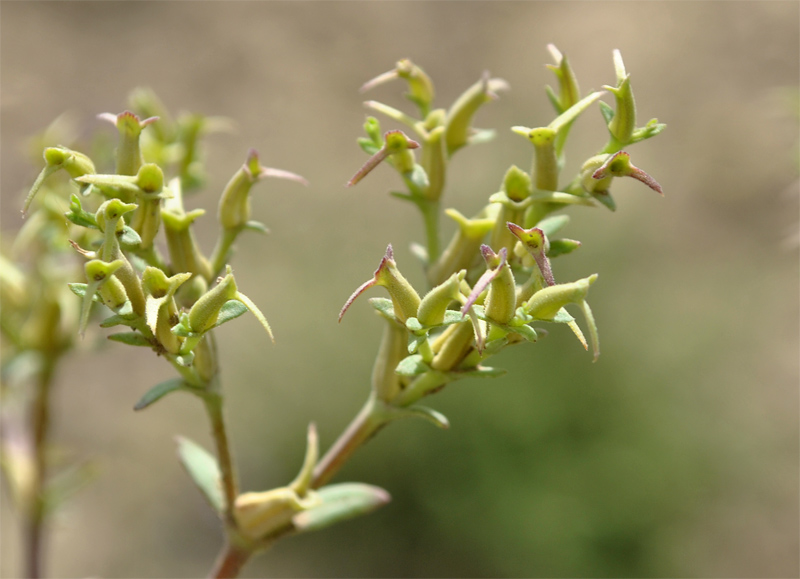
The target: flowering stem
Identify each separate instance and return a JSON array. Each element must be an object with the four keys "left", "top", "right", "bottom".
[
  {"left": 419, "top": 199, "right": 440, "bottom": 265},
  {"left": 208, "top": 536, "right": 253, "bottom": 579},
  {"left": 24, "top": 355, "right": 58, "bottom": 579},
  {"left": 311, "top": 394, "right": 387, "bottom": 489},
  {"left": 209, "top": 229, "right": 239, "bottom": 279},
  {"left": 202, "top": 389, "right": 239, "bottom": 526}
]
